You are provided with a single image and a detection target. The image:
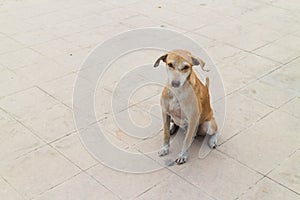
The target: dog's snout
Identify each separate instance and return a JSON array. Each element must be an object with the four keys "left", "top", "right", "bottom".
[{"left": 171, "top": 80, "right": 181, "bottom": 88}]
